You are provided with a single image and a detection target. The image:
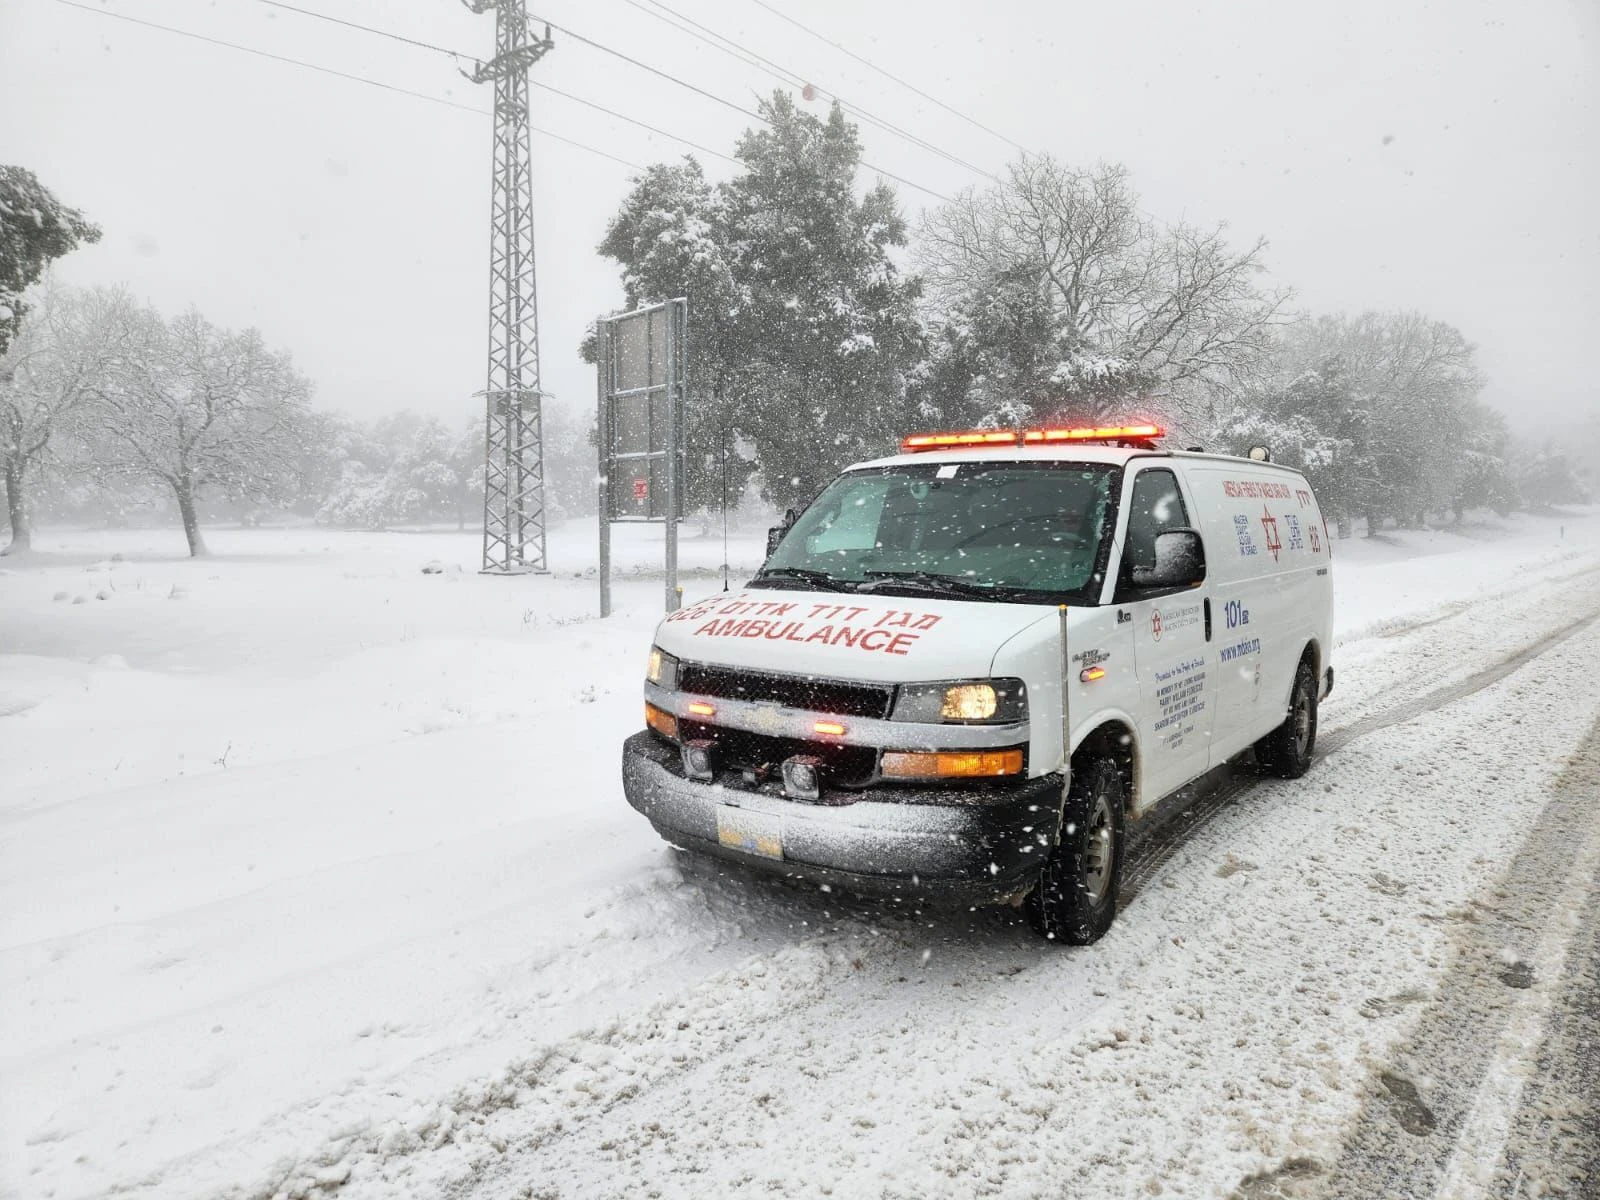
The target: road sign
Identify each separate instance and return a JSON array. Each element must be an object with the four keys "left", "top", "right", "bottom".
[{"left": 596, "top": 298, "right": 687, "bottom": 616}]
